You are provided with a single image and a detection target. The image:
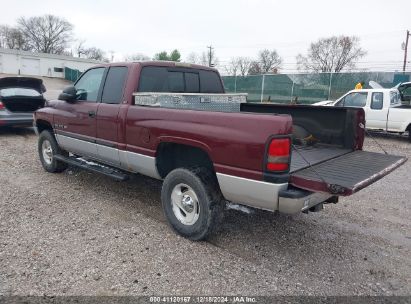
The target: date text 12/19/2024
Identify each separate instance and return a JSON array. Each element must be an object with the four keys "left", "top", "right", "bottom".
[{"left": 149, "top": 296, "right": 257, "bottom": 303}]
